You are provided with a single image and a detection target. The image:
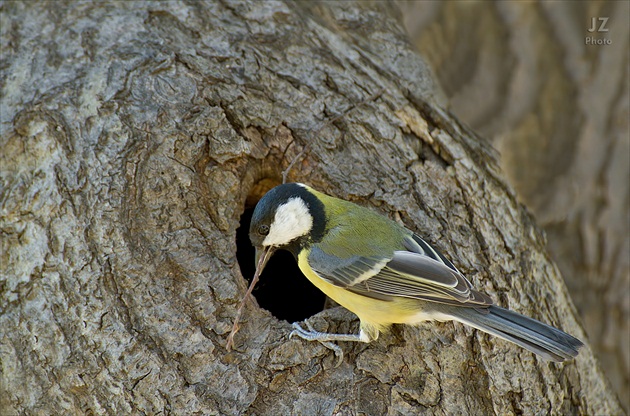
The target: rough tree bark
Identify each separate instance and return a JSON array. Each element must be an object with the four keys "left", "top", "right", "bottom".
[
  {"left": 0, "top": 2, "right": 623, "bottom": 415},
  {"left": 401, "top": 1, "right": 629, "bottom": 411}
]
